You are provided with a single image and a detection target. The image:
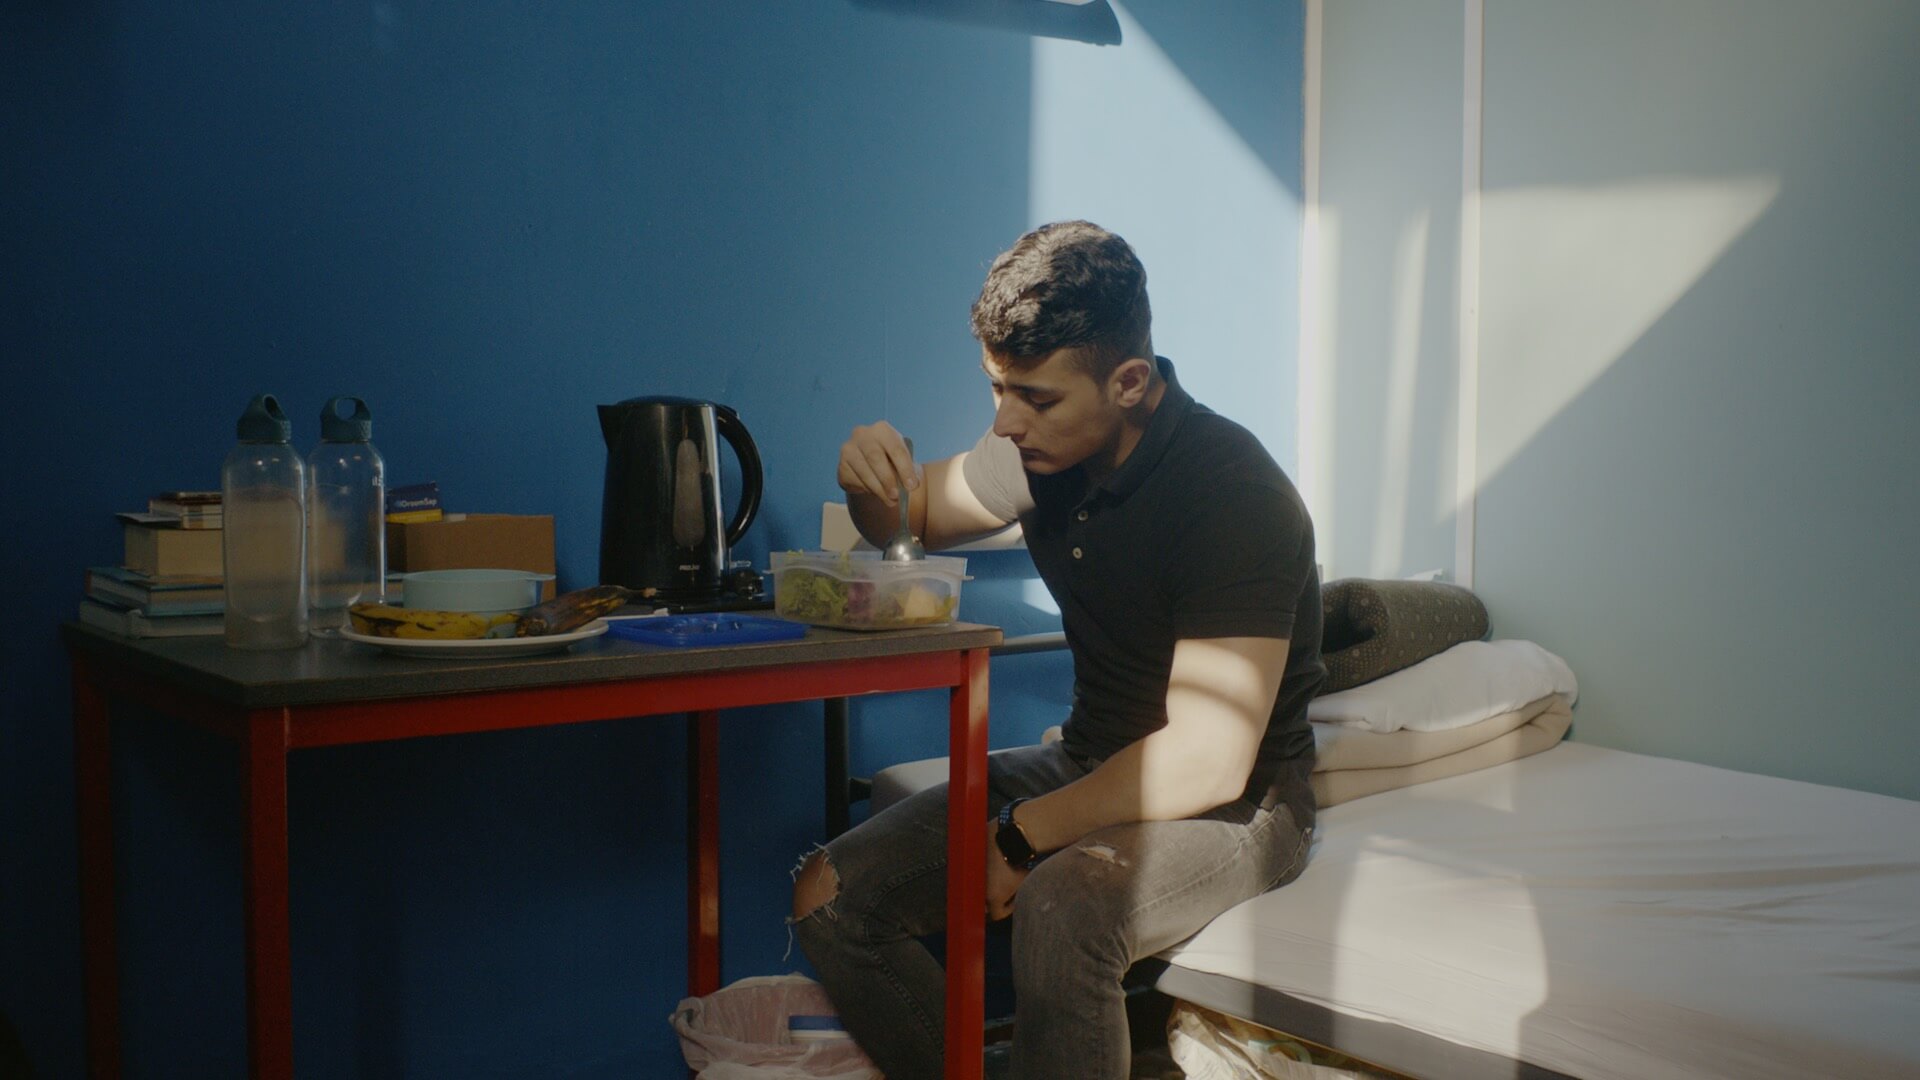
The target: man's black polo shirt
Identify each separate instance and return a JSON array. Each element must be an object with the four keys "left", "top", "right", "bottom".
[{"left": 963, "top": 358, "right": 1325, "bottom": 824}]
